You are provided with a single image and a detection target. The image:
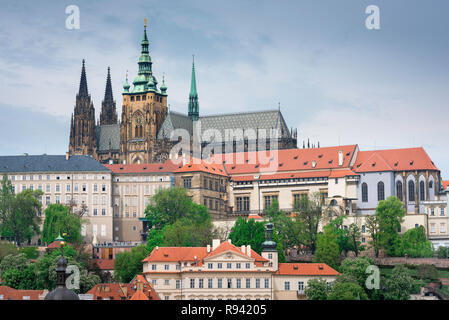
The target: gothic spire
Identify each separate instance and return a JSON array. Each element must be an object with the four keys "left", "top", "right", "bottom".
[
  {"left": 188, "top": 55, "right": 199, "bottom": 121},
  {"left": 104, "top": 67, "right": 113, "bottom": 102},
  {"left": 78, "top": 59, "right": 89, "bottom": 97},
  {"left": 100, "top": 67, "right": 118, "bottom": 125}
]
